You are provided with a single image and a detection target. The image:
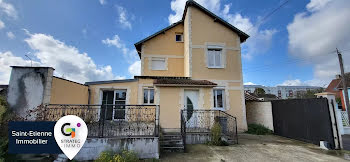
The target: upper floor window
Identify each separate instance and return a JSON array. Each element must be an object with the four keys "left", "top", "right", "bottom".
[
  {"left": 213, "top": 89, "right": 225, "bottom": 109},
  {"left": 207, "top": 46, "right": 223, "bottom": 68},
  {"left": 175, "top": 33, "right": 183, "bottom": 42},
  {"left": 143, "top": 88, "right": 154, "bottom": 104},
  {"left": 151, "top": 57, "right": 166, "bottom": 70},
  {"left": 288, "top": 90, "right": 293, "bottom": 97}
]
